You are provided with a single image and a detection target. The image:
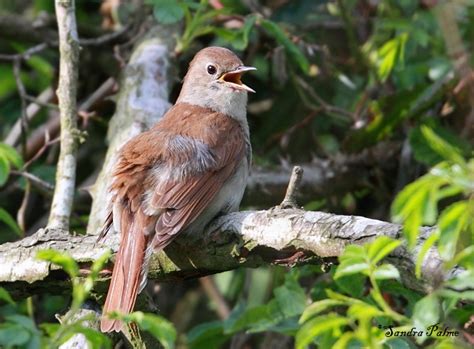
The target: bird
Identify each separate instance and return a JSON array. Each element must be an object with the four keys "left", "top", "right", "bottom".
[{"left": 99, "top": 46, "right": 255, "bottom": 332}]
